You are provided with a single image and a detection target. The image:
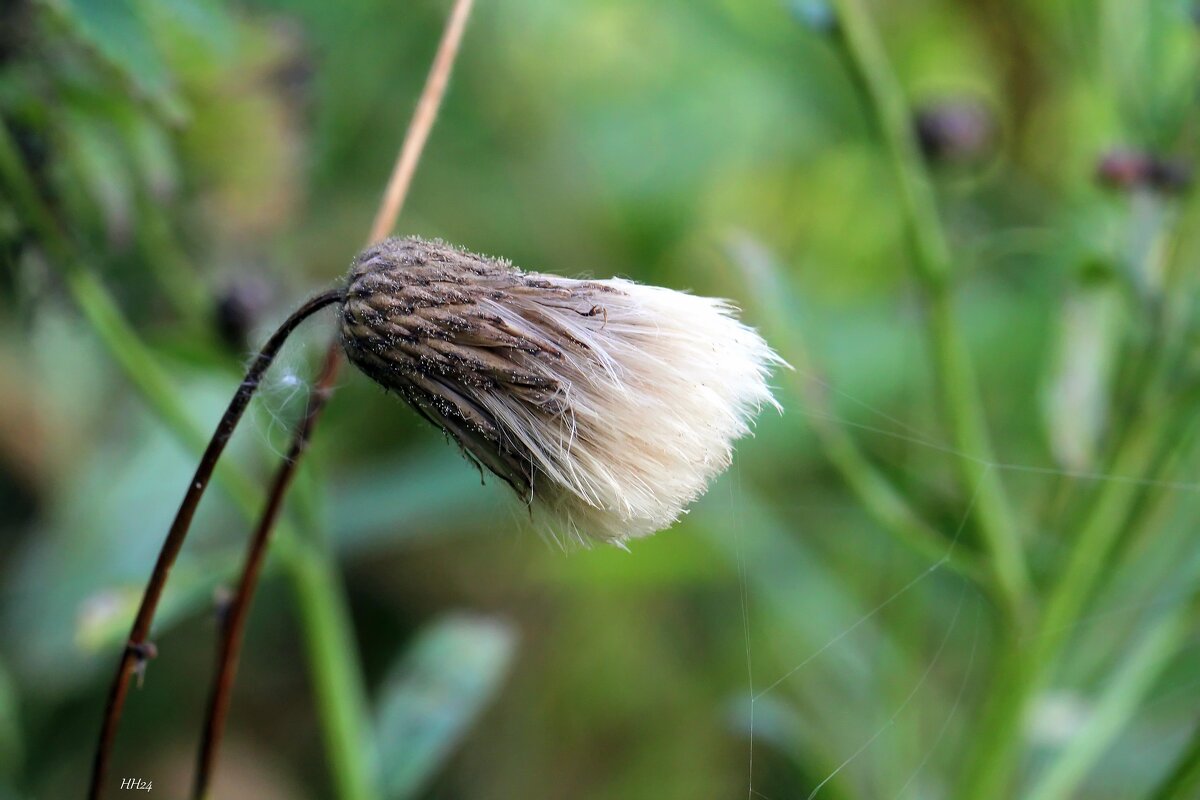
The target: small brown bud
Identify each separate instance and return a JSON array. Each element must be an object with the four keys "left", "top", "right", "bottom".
[
  {"left": 914, "top": 101, "right": 994, "bottom": 165},
  {"left": 1096, "top": 150, "right": 1152, "bottom": 190},
  {"left": 214, "top": 277, "right": 273, "bottom": 352},
  {"left": 1096, "top": 150, "right": 1192, "bottom": 195},
  {"left": 1147, "top": 157, "right": 1193, "bottom": 194}
]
